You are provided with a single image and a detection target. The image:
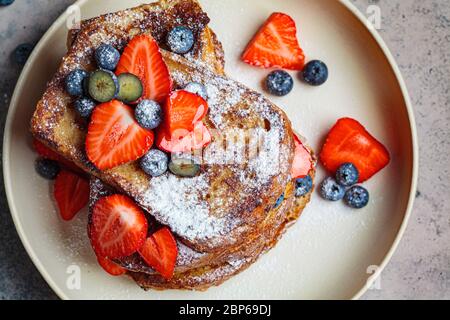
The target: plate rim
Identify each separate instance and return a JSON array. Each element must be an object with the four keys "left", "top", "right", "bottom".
[{"left": 2, "top": 0, "right": 418, "bottom": 300}]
